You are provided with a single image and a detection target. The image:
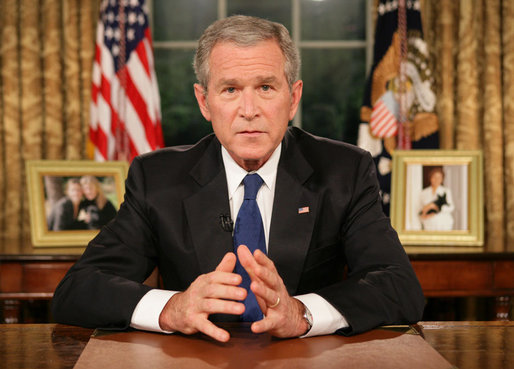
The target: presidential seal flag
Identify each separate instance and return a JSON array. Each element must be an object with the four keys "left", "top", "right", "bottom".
[
  {"left": 90, "top": 0, "right": 164, "bottom": 162},
  {"left": 357, "top": 0, "right": 438, "bottom": 215}
]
